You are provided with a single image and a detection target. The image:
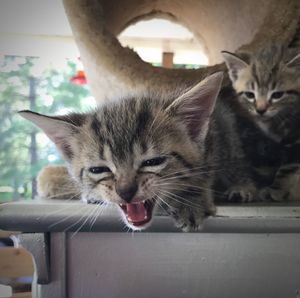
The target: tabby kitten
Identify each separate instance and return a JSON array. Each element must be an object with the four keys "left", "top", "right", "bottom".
[
  {"left": 222, "top": 45, "right": 300, "bottom": 201},
  {"left": 19, "top": 73, "right": 223, "bottom": 231}
]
